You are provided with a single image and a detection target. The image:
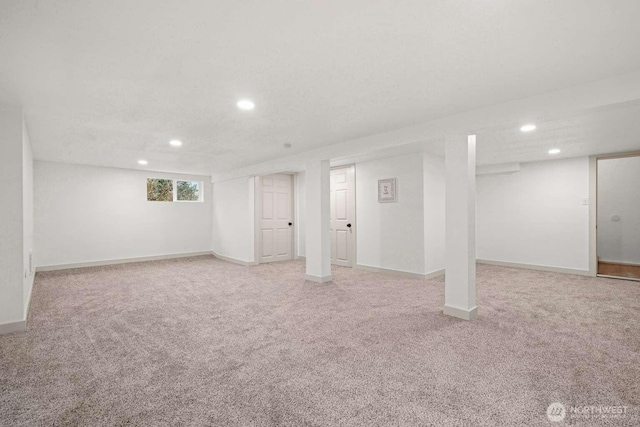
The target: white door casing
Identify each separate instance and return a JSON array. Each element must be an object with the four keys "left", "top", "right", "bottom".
[
  {"left": 330, "top": 166, "right": 356, "bottom": 267},
  {"left": 260, "top": 174, "right": 293, "bottom": 263}
]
